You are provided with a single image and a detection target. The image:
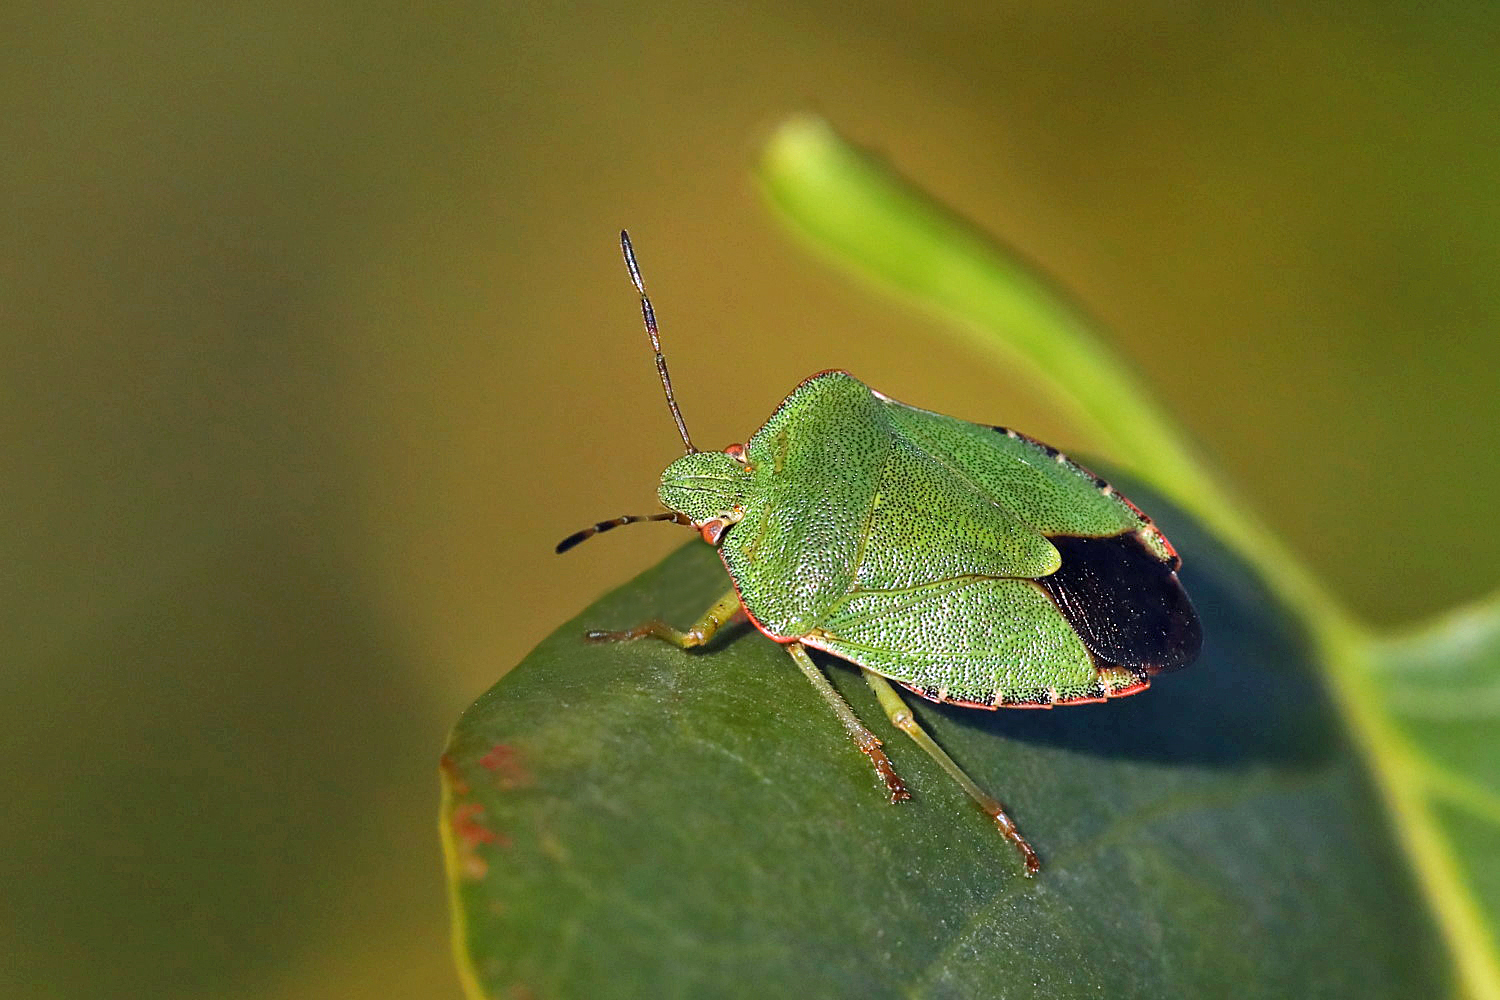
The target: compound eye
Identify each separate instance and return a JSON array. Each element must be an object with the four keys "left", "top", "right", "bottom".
[
  {"left": 724, "top": 443, "right": 748, "bottom": 464},
  {"left": 698, "top": 509, "right": 745, "bottom": 546}
]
